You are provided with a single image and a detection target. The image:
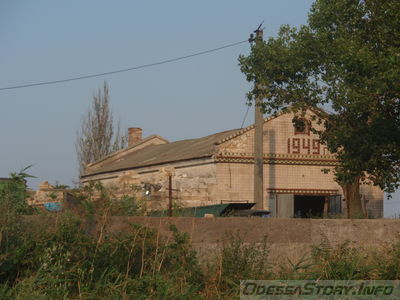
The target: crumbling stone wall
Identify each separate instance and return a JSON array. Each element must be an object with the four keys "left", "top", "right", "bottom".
[
  {"left": 92, "top": 159, "right": 219, "bottom": 209},
  {"left": 28, "top": 181, "right": 67, "bottom": 207}
]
